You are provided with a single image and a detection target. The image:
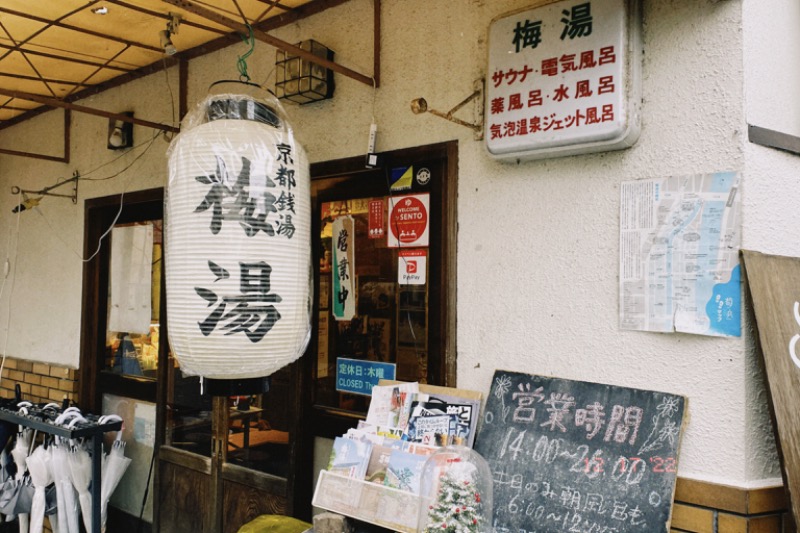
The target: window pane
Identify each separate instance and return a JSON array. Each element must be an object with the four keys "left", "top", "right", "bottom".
[
  {"left": 102, "top": 393, "right": 156, "bottom": 522},
  {"left": 314, "top": 197, "right": 430, "bottom": 415},
  {"left": 166, "top": 365, "right": 212, "bottom": 456},
  {"left": 225, "top": 366, "right": 292, "bottom": 476},
  {"left": 104, "top": 221, "right": 162, "bottom": 380}
]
